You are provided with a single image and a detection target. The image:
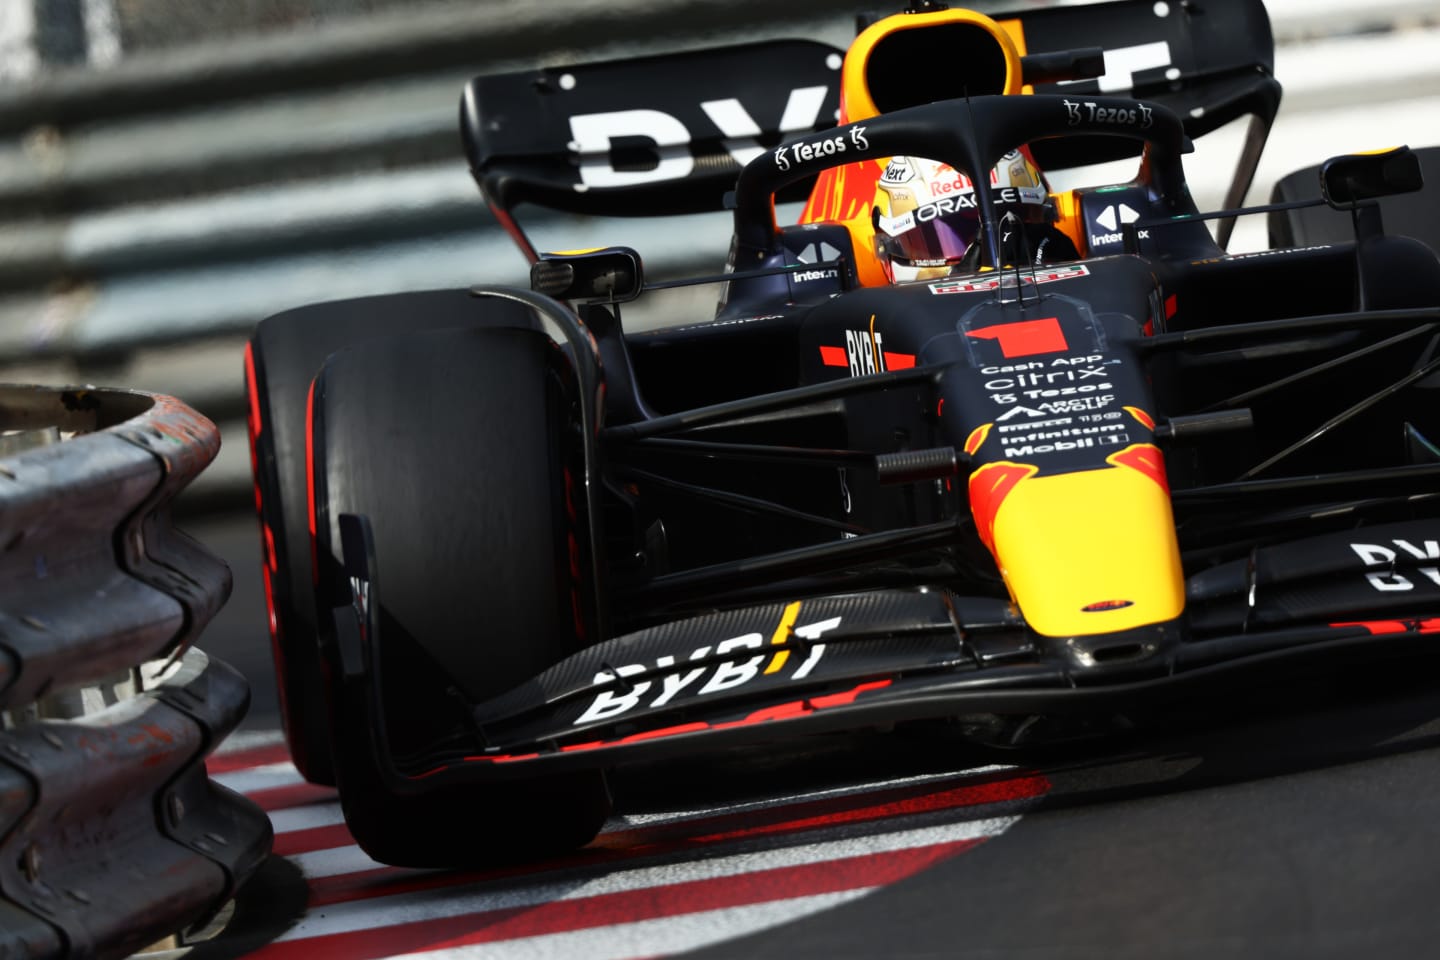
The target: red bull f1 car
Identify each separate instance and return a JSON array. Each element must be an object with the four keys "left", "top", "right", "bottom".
[{"left": 244, "top": 0, "right": 1440, "bottom": 866}]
